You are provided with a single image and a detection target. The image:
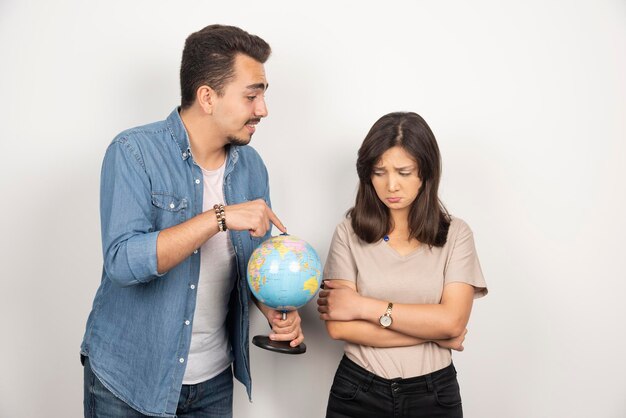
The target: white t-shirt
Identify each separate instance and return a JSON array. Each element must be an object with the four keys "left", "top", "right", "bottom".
[{"left": 183, "top": 161, "right": 236, "bottom": 384}]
